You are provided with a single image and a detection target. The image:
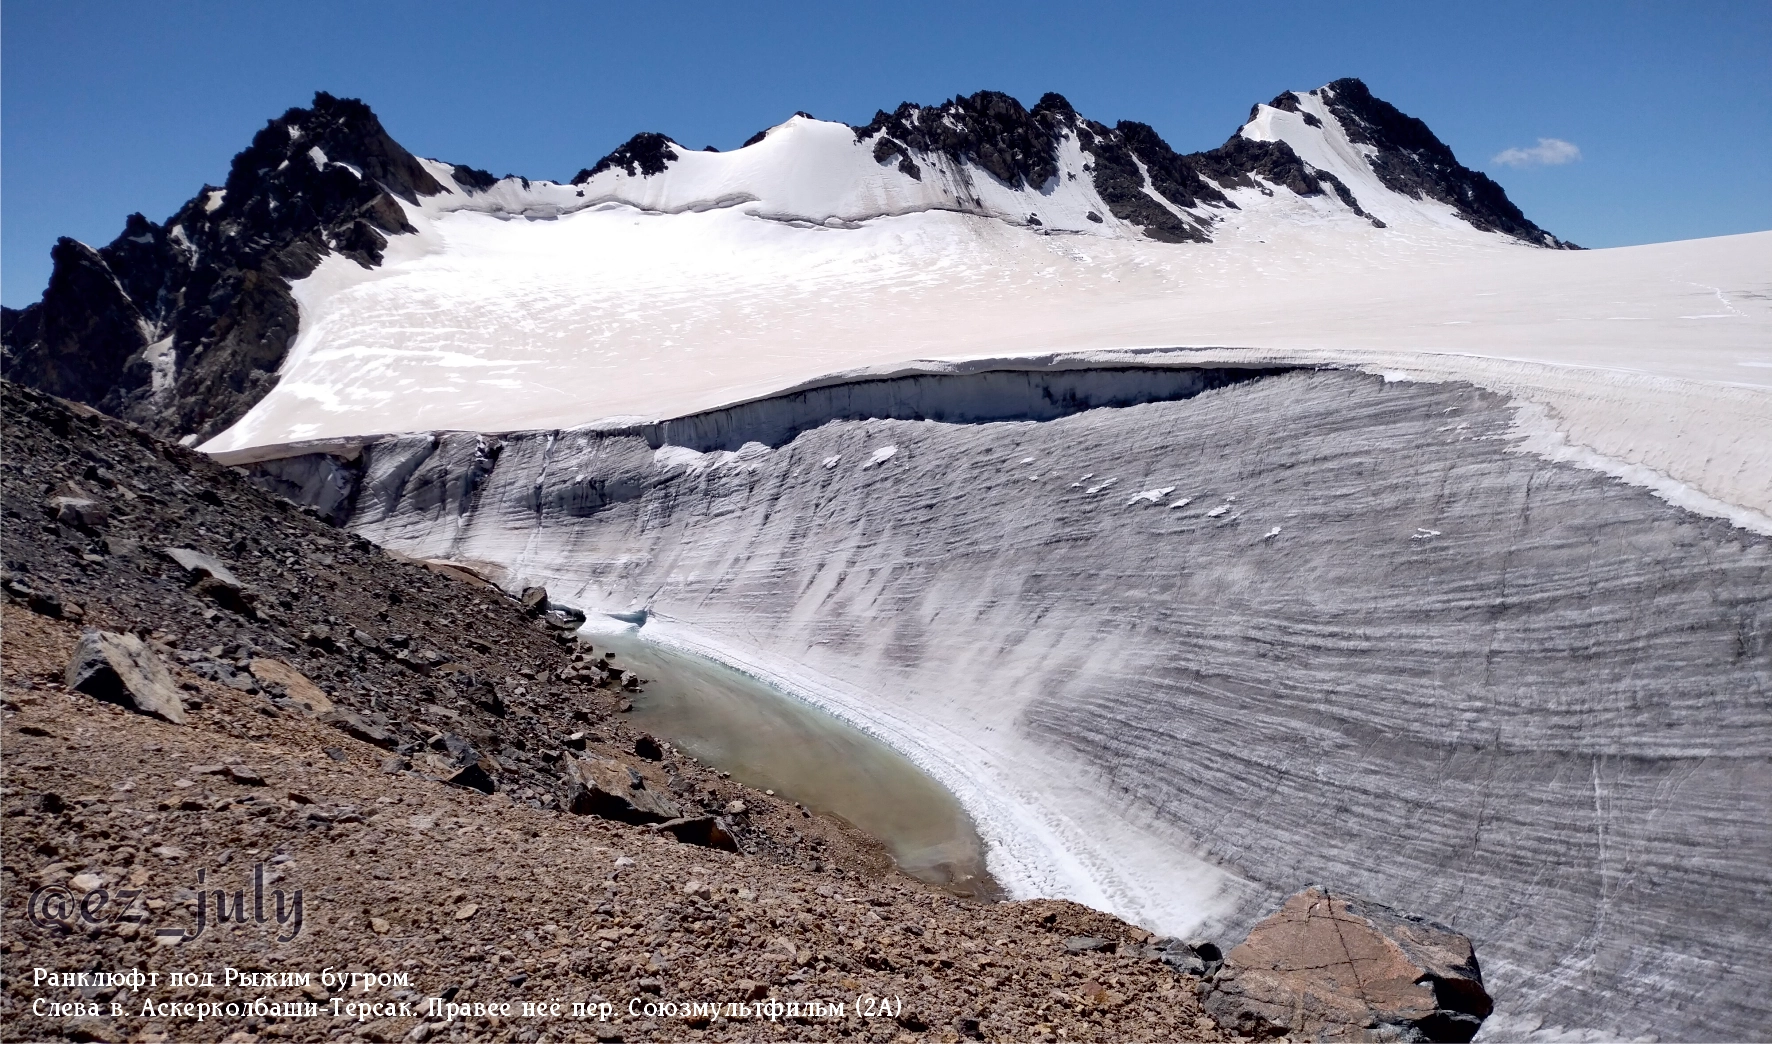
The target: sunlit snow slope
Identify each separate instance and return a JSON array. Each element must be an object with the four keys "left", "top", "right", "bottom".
[{"left": 203, "top": 89, "right": 1772, "bottom": 524}]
